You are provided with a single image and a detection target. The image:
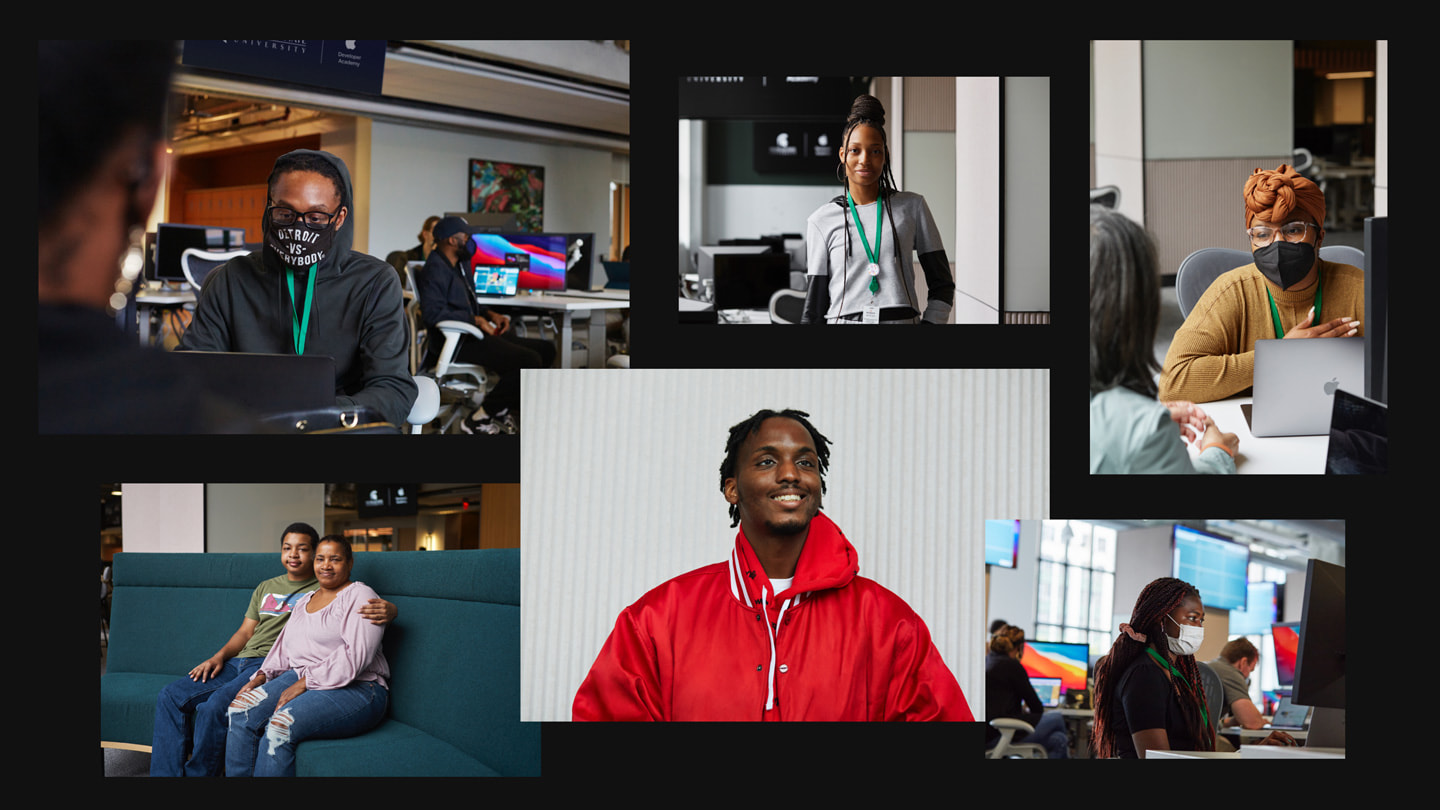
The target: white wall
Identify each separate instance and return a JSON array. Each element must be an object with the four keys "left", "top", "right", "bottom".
[
  {"left": 122, "top": 484, "right": 205, "bottom": 552},
  {"left": 203, "top": 484, "right": 325, "bottom": 553},
  {"left": 520, "top": 368, "right": 1049, "bottom": 721},
  {"left": 365, "top": 119, "right": 625, "bottom": 261}
]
